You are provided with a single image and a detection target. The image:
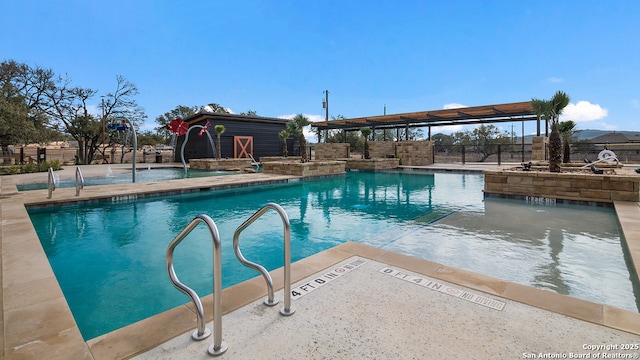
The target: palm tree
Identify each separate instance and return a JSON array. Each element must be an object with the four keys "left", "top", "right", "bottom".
[
  {"left": 360, "top": 127, "right": 372, "bottom": 159},
  {"left": 530, "top": 98, "right": 551, "bottom": 136},
  {"left": 286, "top": 114, "right": 311, "bottom": 162},
  {"left": 214, "top": 125, "right": 225, "bottom": 159},
  {"left": 278, "top": 129, "right": 289, "bottom": 157},
  {"left": 558, "top": 120, "right": 577, "bottom": 163},
  {"left": 548, "top": 91, "right": 570, "bottom": 172}
]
